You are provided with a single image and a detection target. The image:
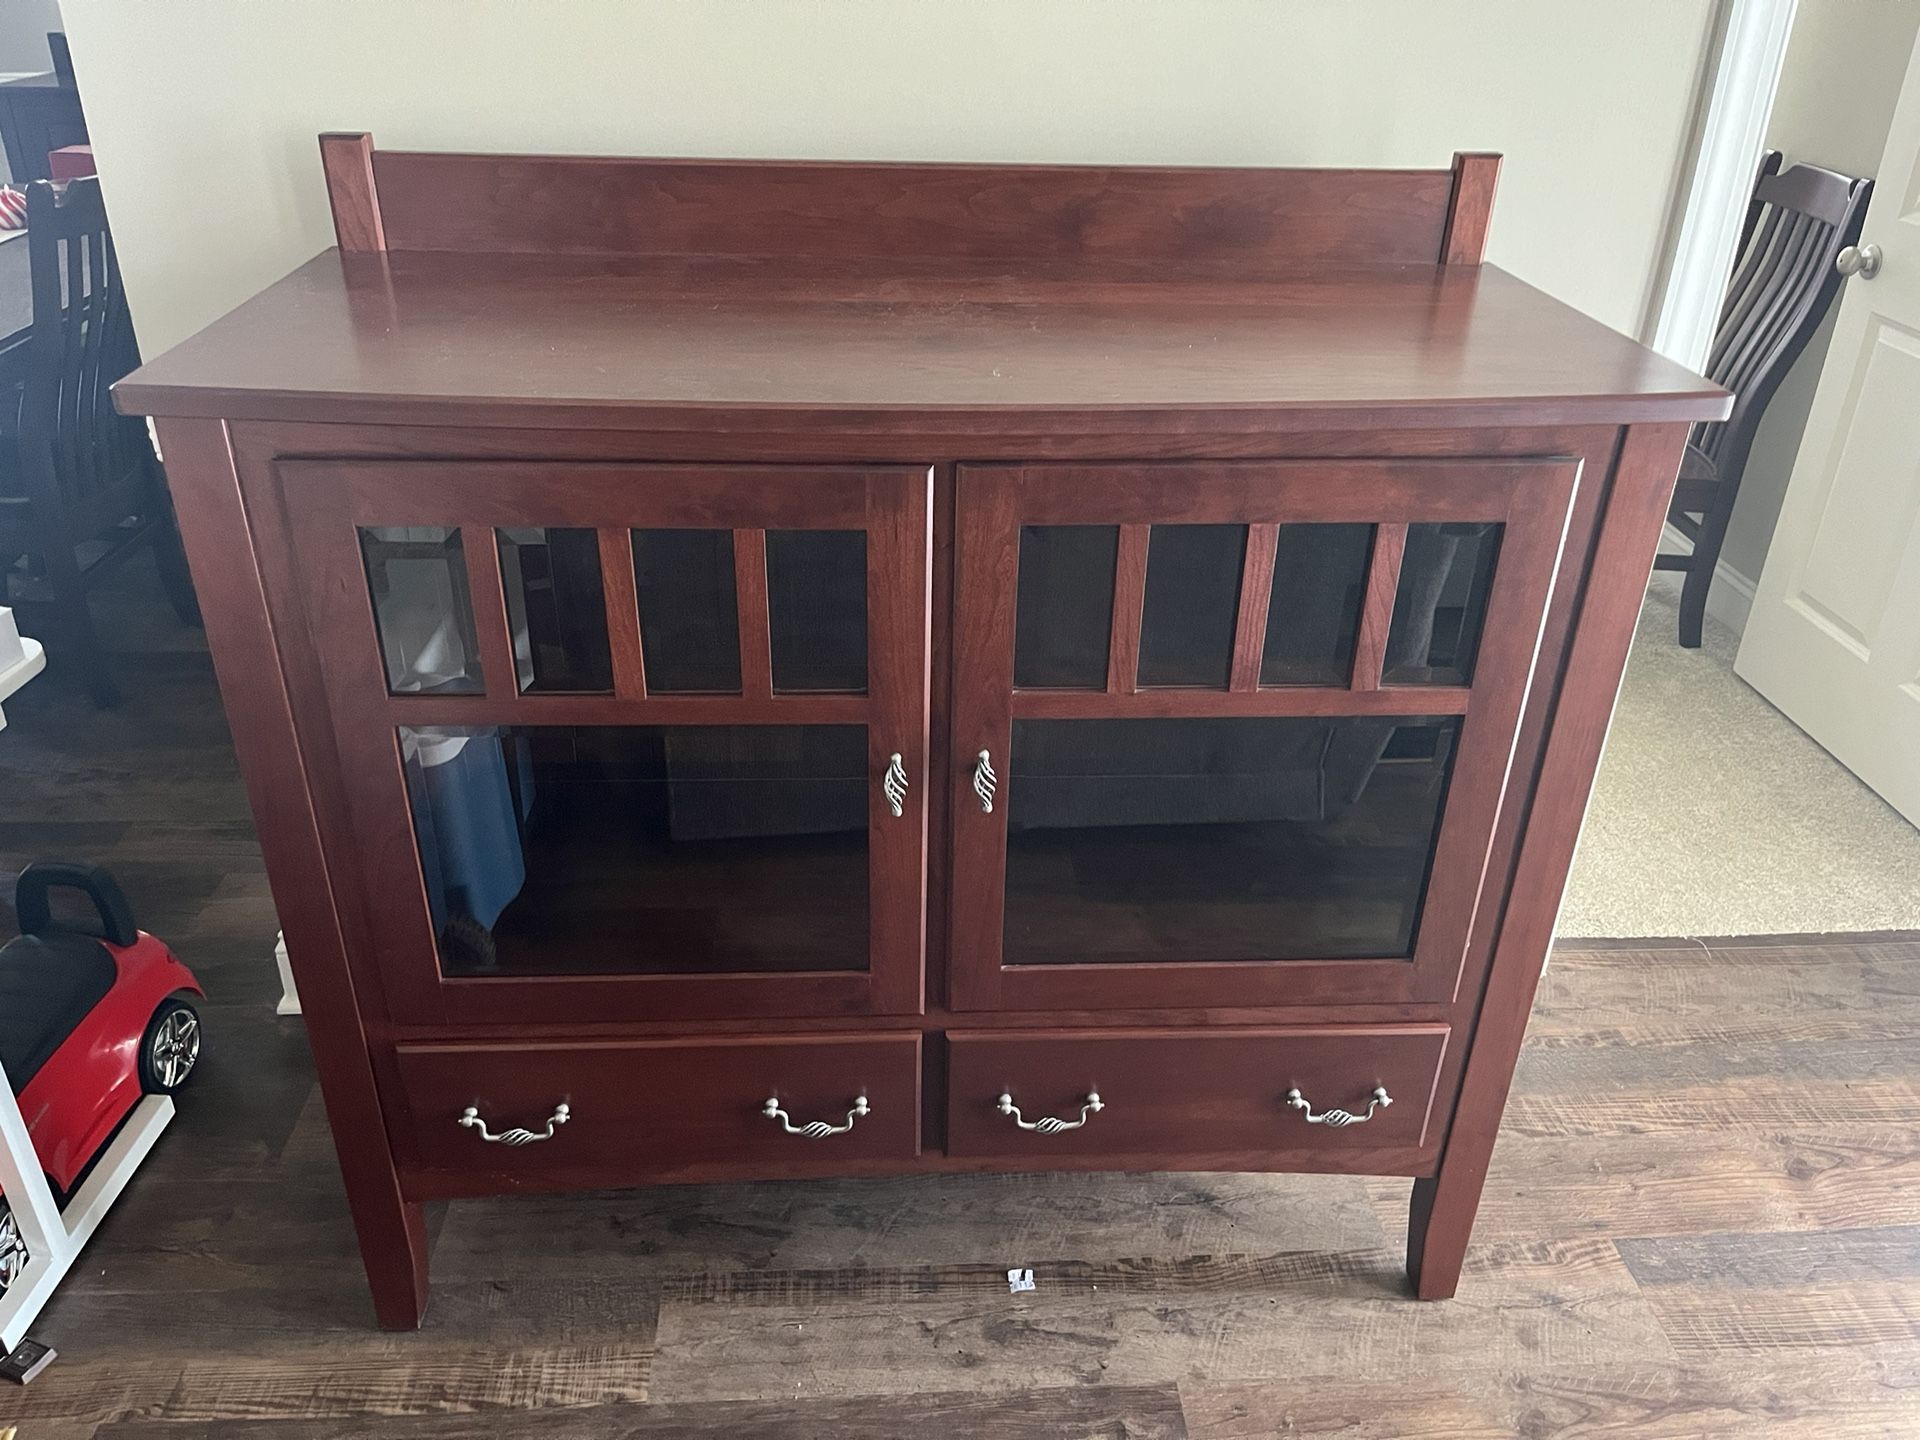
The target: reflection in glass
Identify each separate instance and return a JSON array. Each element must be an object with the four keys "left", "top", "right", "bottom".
[
  {"left": 1261, "top": 523, "right": 1373, "bottom": 686},
  {"left": 1014, "top": 525, "right": 1117, "bottom": 690},
  {"left": 359, "top": 526, "right": 484, "bottom": 695},
  {"left": 400, "top": 724, "right": 870, "bottom": 977},
  {"left": 497, "top": 527, "right": 613, "bottom": 693},
  {"left": 631, "top": 529, "right": 742, "bottom": 693},
  {"left": 767, "top": 529, "right": 868, "bottom": 693},
  {"left": 1384, "top": 523, "right": 1502, "bottom": 686},
  {"left": 1003, "top": 715, "right": 1460, "bottom": 965},
  {"left": 1138, "top": 524, "right": 1247, "bottom": 688}
]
